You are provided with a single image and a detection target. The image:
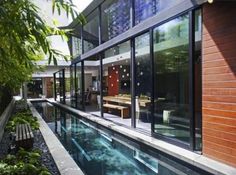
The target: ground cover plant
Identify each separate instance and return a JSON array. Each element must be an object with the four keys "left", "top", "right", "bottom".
[
  {"left": 0, "top": 148, "right": 50, "bottom": 175},
  {"left": 6, "top": 110, "right": 39, "bottom": 132}
]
